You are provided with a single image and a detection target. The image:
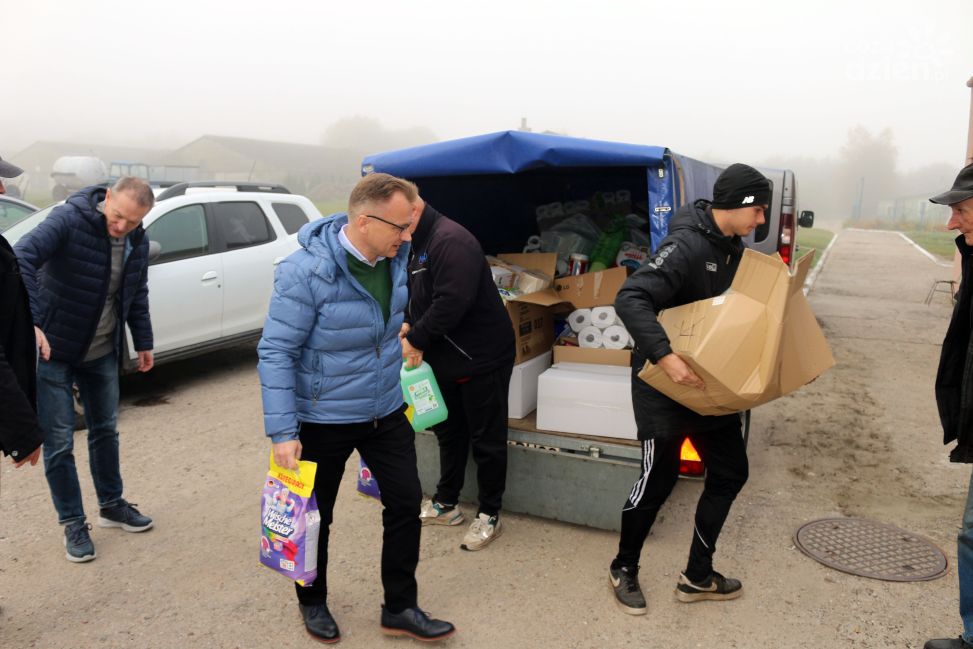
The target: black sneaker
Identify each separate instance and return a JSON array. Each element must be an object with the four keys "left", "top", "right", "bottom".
[
  {"left": 299, "top": 603, "right": 340, "bottom": 644},
  {"left": 380, "top": 606, "right": 455, "bottom": 641},
  {"left": 675, "top": 570, "right": 743, "bottom": 602},
  {"left": 64, "top": 520, "right": 96, "bottom": 563},
  {"left": 98, "top": 499, "right": 153, "bottom": 532},
  {"left": 924, "top": 638, "right": 973, "bottom": 649},
  {"left": 609, "top": 563, "right": 646, "bottom": 615}
]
